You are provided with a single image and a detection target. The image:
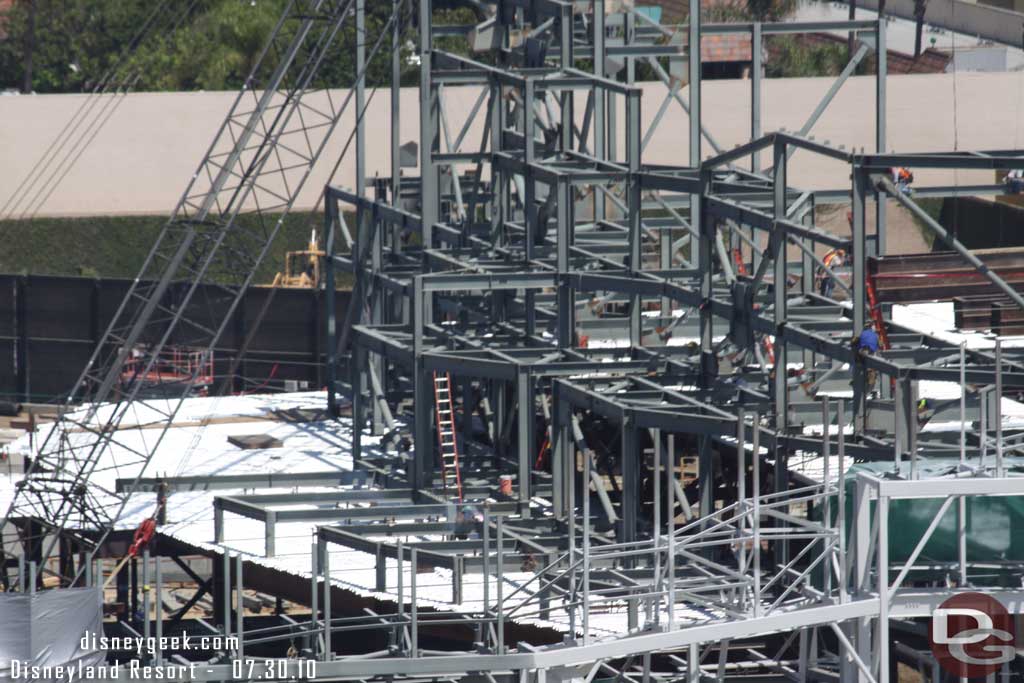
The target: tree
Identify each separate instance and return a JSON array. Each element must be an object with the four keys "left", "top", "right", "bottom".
[
  {"left": 0, "top": 0, "right": 417, "bottom": 94},
  {"left": 1, "top": 0, "right": 163, "bottom": 92}
]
